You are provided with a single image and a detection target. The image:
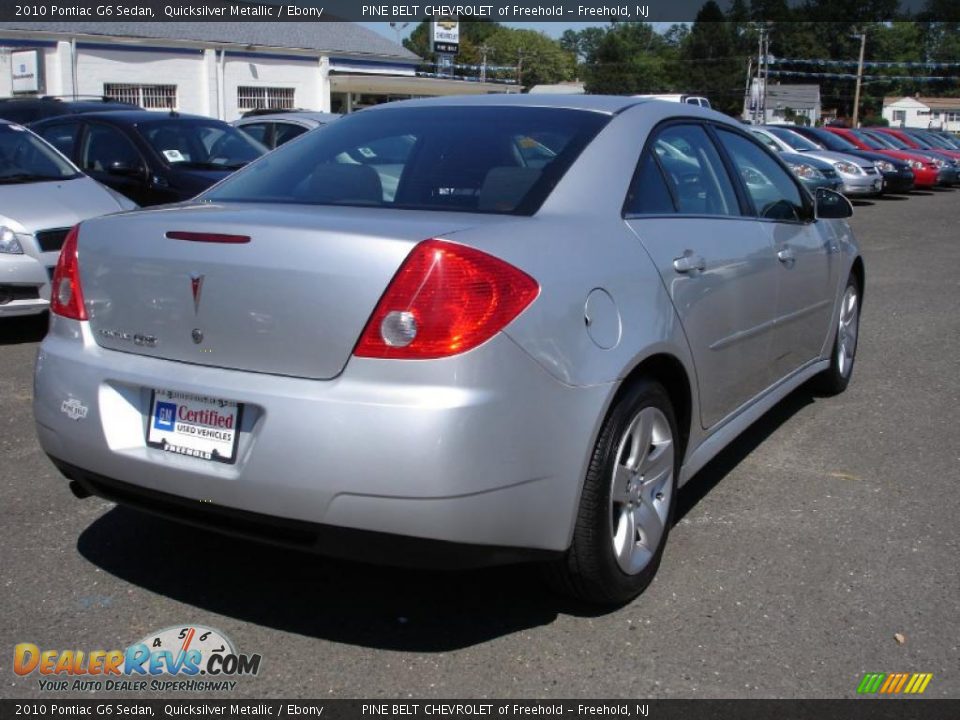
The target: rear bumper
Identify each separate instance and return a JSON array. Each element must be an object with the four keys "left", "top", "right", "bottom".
[
  {"left": 34, "top": 317, "right": 611, "bottom": 558},
  {"left": 54, "top": 460, "right": 562, "bottom": 568}
]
